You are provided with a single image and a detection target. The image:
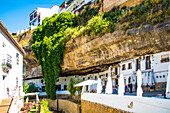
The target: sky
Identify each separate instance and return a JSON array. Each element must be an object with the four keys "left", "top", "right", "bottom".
[{"left": 0, "top": 0, "right": 65, "bottom": 33}]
